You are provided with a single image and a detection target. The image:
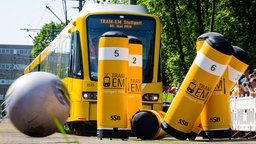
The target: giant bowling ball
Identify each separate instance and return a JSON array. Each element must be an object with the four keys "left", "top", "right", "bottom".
[
  {"left": 131, "top": 110, "right": 166, "bottom": 140},
  {"left": 6, "top": 72, "right": 70, "bottom": 137}
]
